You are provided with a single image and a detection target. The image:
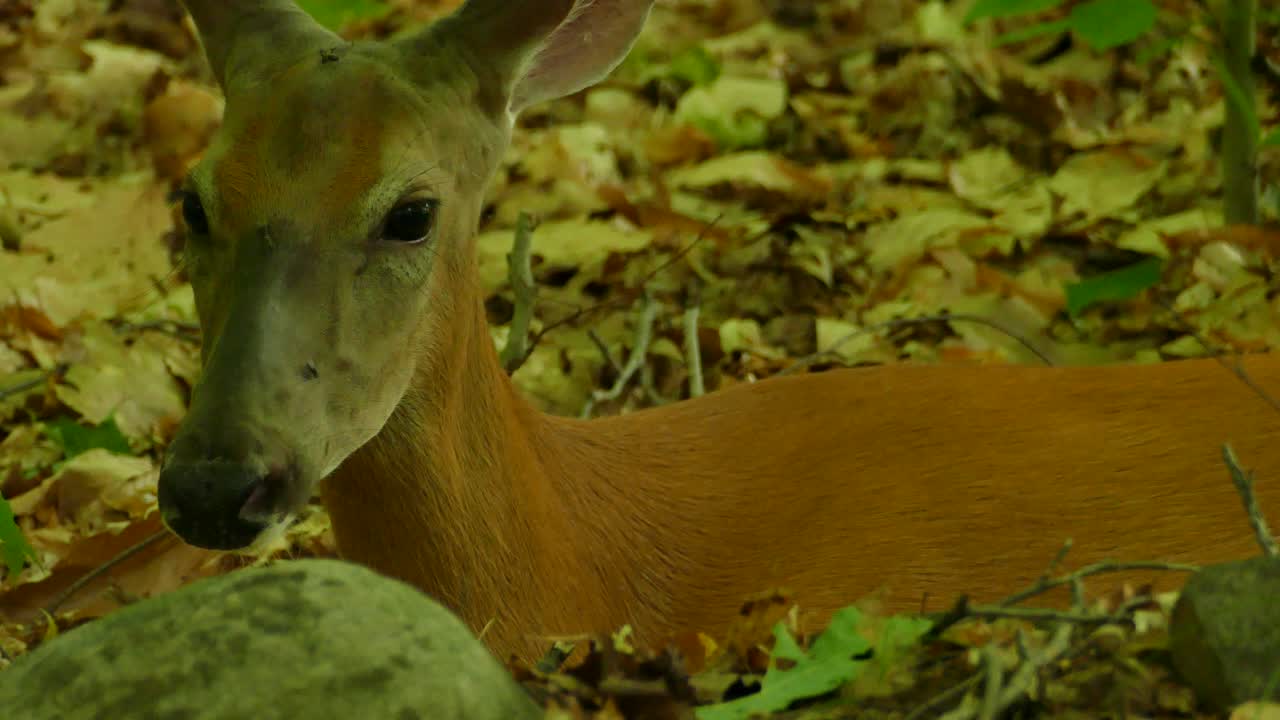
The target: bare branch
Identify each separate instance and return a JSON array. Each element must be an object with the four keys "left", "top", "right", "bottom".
[
  {"left": 683, "top": 278, "right": 704, "bottom": 398},
  {"left": 500, "top": 212, "right": 538, "bottom": 374},
  {"left": 998, "top": 558, "right": 1198, "bottom": 608},
  {"left": 1222, "top": 443, "right": 1280, "bottom": 558},
  {"left": 580, "top": 293, "right": 658, "bottom": 418}
]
